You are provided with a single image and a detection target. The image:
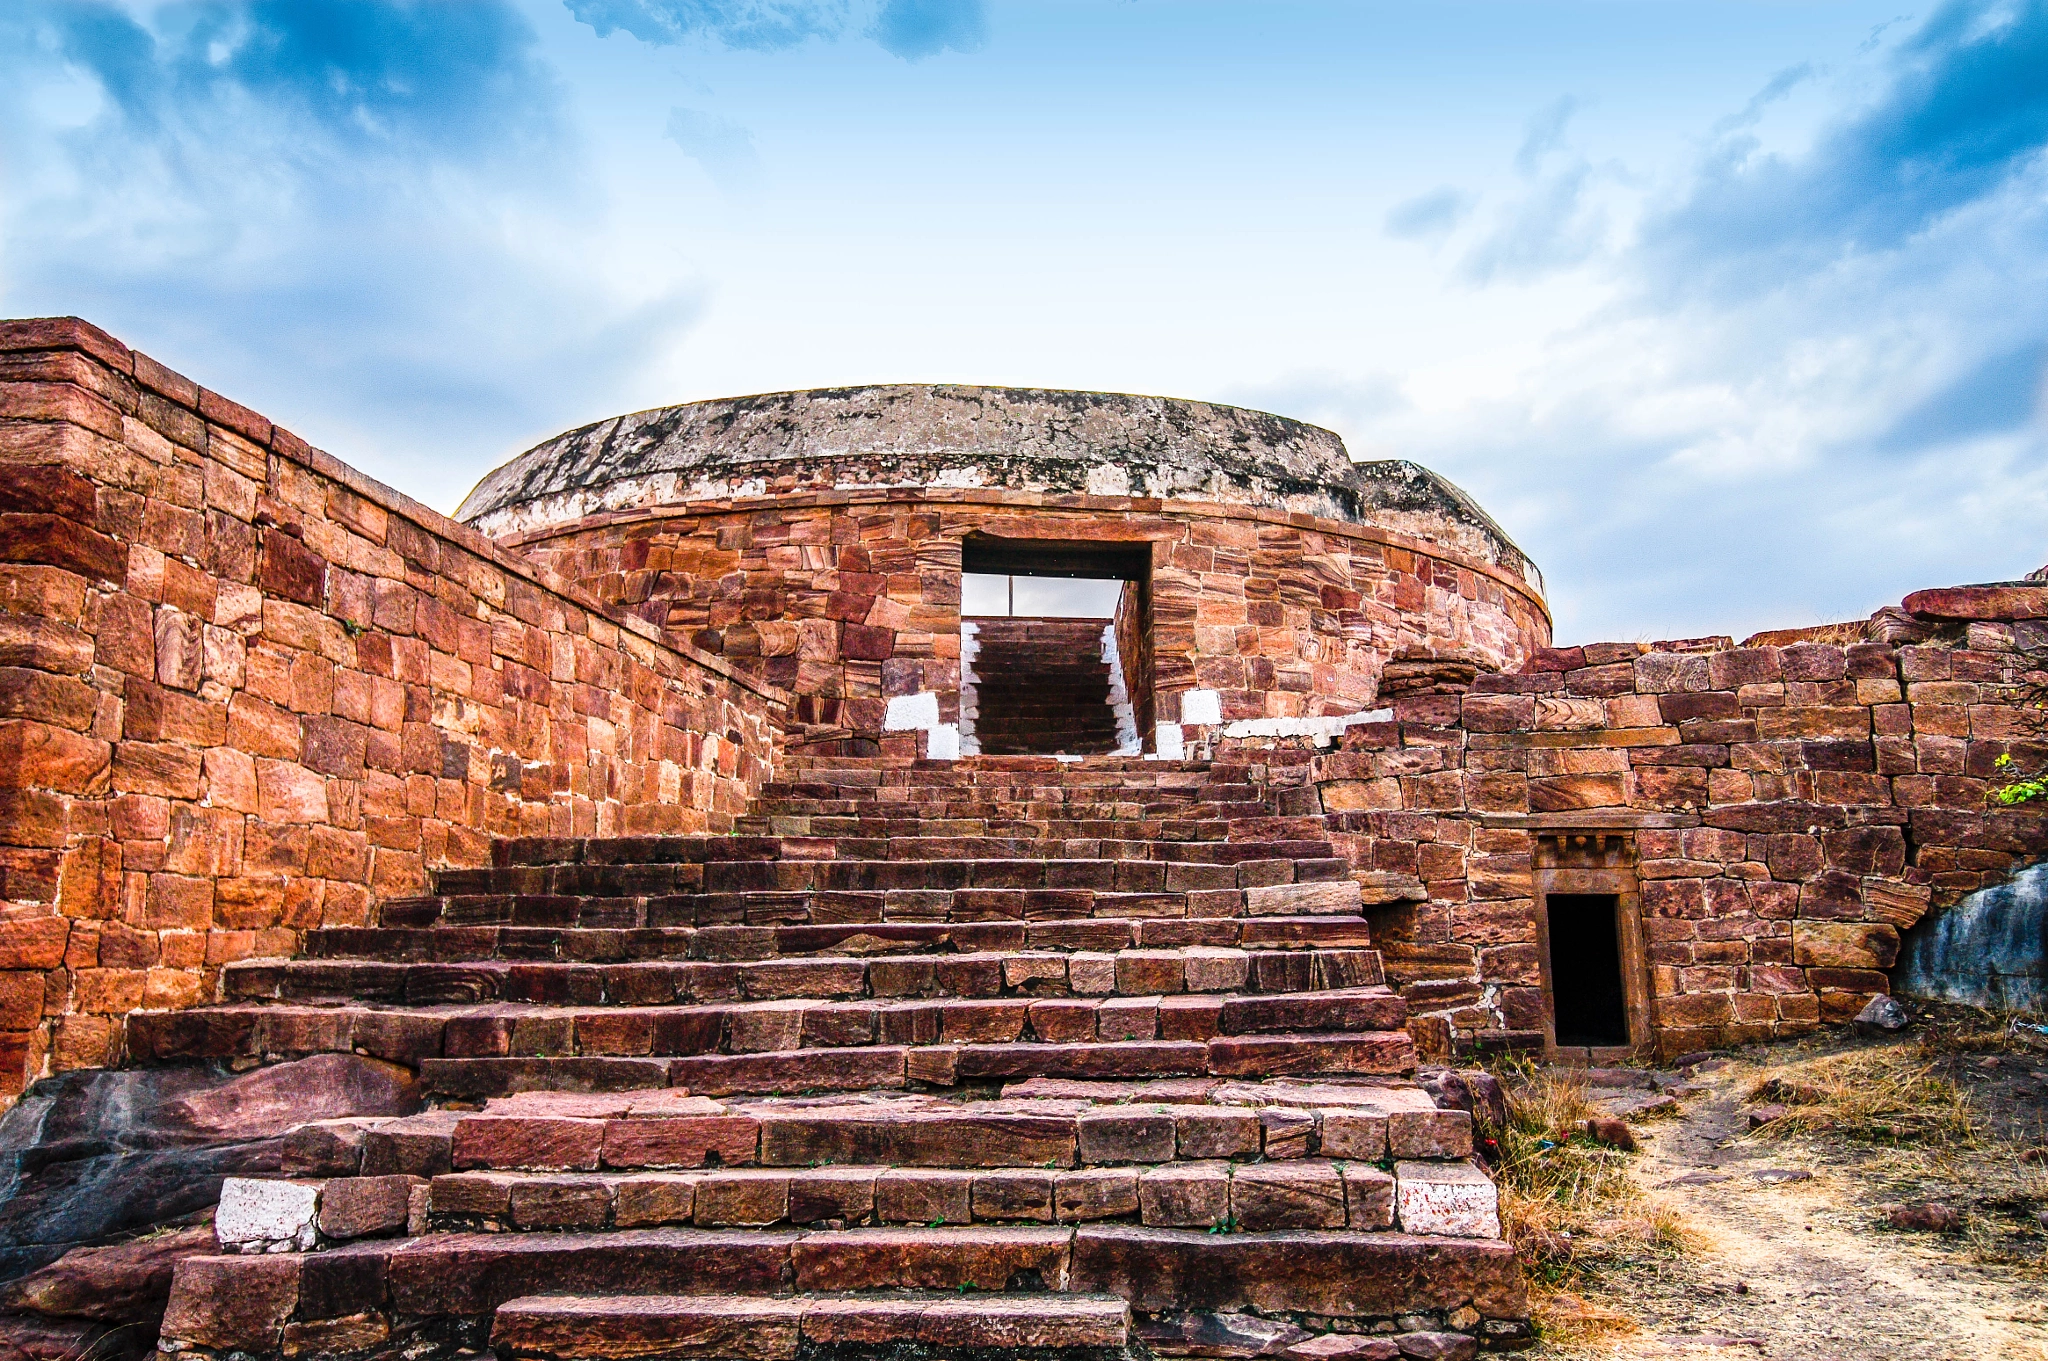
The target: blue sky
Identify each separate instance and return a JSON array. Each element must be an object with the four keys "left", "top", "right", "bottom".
[{"left": 5, "top": 1, "right": 2047, "bottom": 643}]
